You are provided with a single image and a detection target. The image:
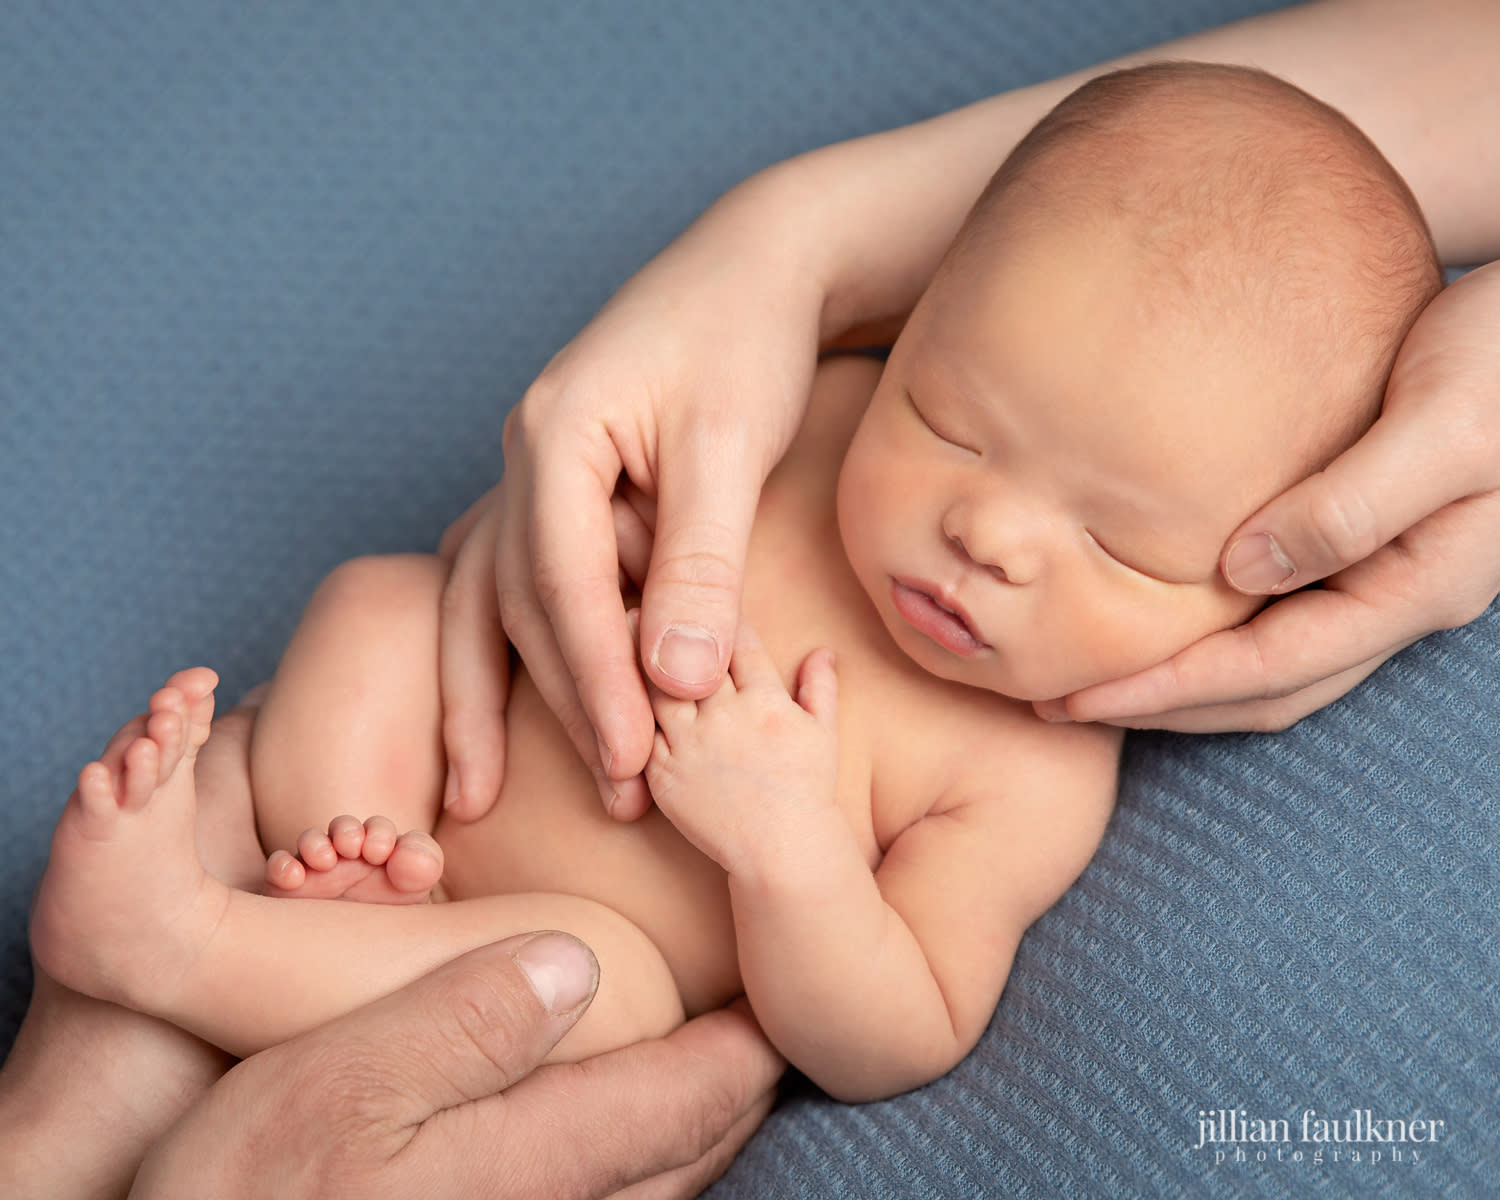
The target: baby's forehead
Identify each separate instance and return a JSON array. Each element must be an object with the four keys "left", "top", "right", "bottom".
[
  {"left": 938, "top": 202, "right": 1385, "bottom": 496},
  {"left": 918, "top": 259, "right": 1338, "bottom": 555}
]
